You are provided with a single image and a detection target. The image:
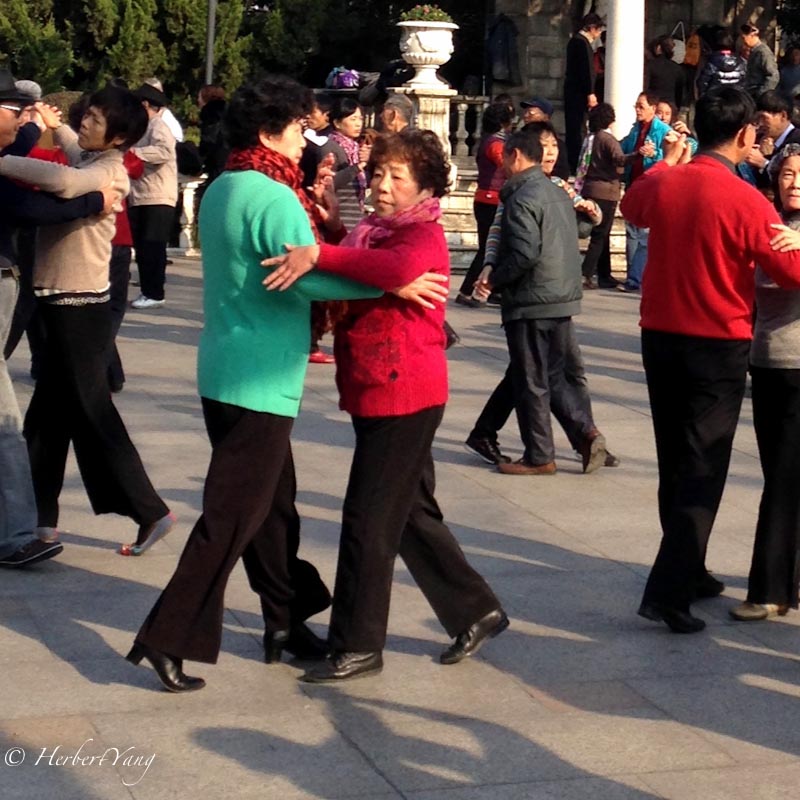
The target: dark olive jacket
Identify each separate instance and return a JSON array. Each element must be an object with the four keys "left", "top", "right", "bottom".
[{"left": 492, "top": 165, "right": 582, "bottom": 323}]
